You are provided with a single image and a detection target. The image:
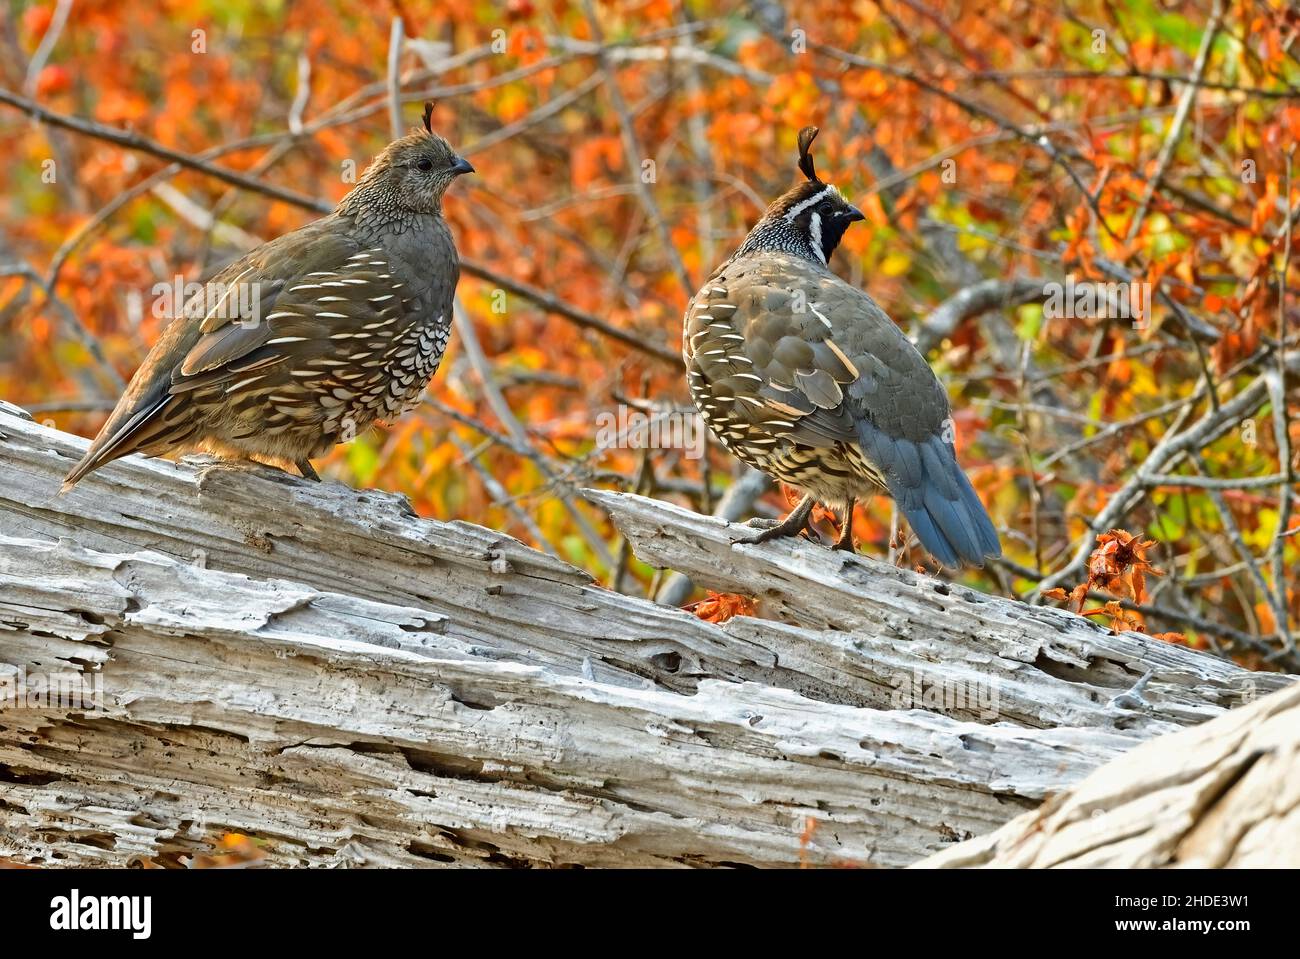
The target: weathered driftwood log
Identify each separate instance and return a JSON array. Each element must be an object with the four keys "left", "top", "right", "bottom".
[
  {"left": 585, "top": 490, "right": 1287, "bottom": 732},
  {"left": 2, "top": 533, "right": 1142, "bottom": 867},
  {"left": 0, "top": 404, "right": 1290, "bottom": 867},
  {"left": 914, "top": 681, "right": 1300, "bottom": 867}
]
